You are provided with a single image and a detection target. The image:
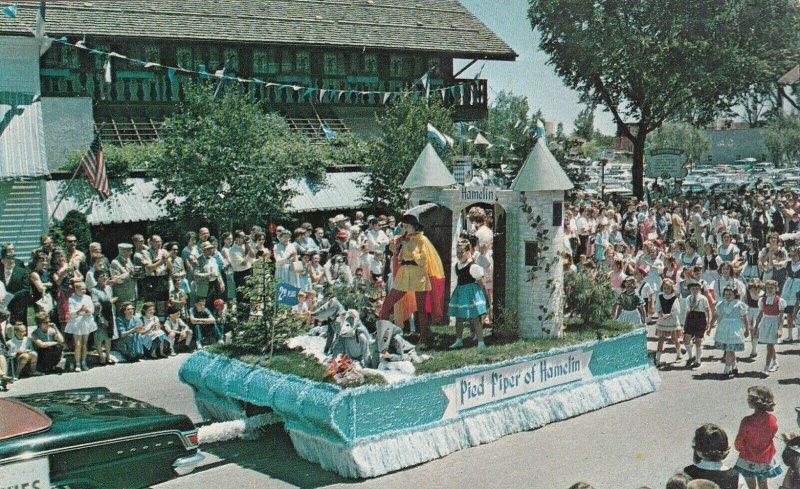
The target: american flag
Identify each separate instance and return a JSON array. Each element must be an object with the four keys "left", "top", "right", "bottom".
[{"left": 81, "top": 135, "right": 109, "bottom": 199}]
